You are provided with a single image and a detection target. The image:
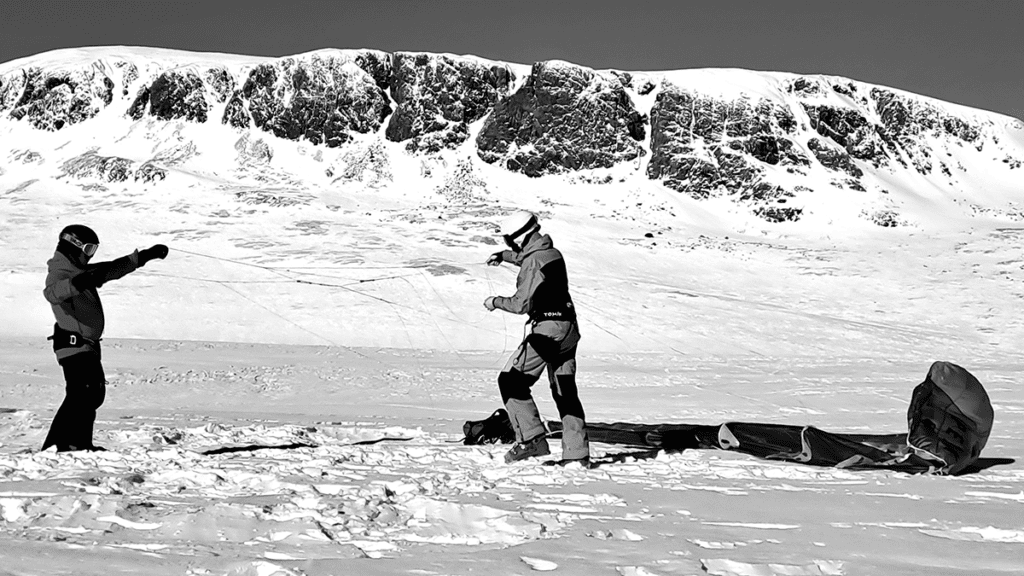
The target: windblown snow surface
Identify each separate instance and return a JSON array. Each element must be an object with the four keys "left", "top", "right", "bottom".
[{"left": 1, "top": 47, "right": 1023, "bottom": 576}]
